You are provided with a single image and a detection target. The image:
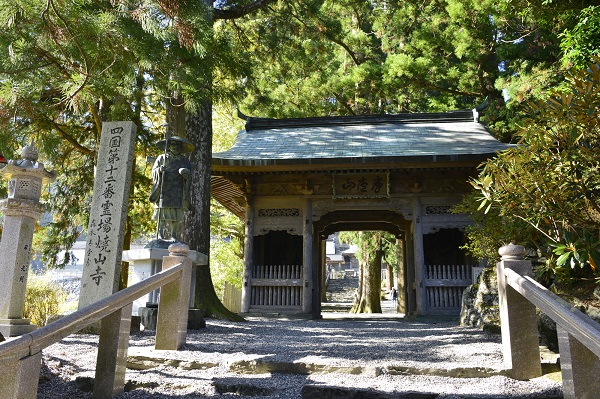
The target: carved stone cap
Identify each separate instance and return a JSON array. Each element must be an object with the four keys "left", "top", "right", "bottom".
[
  {"left": 21, "top": 142, "right": 39, "bottom": 162},
  {"left": 498, "top": 243, "right": 526, "bottom": 260},
  {"left": 168, "top": 242, "right": 190, "bottom": 257},
  {"left": 1, "top": 142, "right": 56, "bottom": 183}
]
